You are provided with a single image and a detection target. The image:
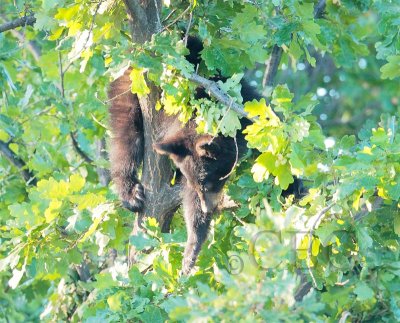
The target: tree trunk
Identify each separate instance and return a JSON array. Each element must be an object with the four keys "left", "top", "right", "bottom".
[
  {"left": 122, "top": 1, "right": 182, "bottom": 264},
  {"left": 135, "top": 84, "right": 182, "bottom": 231}
]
